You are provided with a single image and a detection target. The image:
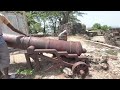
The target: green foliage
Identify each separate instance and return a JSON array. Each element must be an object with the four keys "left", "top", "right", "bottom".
[
  {"left": 92, "top": 23, "right": 112, "bottom": 31},
  {"left": 101, "top": 25, "right": 111, "bottom": 30},
  {"left": 25, "top": 11, "right": 84, "bottom": 34},
  {"left": 92, "top": 23, "right": 102, "bottom": 30},
  {"left": 16, "top": 69, "right": 34, "bottom": 75},
  {"left": 26, "top": 12, "right": 43, "bottom": 34},
  {"left": 30, "top": 23, "right": 42, "bottom": 34},
  {"left": 69, "top": 11, "right": 85, "bottom": 23}
]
